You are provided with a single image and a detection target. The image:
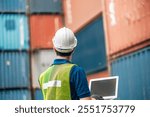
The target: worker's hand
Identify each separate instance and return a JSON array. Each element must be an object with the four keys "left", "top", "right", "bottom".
[
  {"left": 91, "top": 95, "right": 104, "bottom": 100},
  {"left": 91, "top": 97, "right": 96, "bottom": 100}
]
